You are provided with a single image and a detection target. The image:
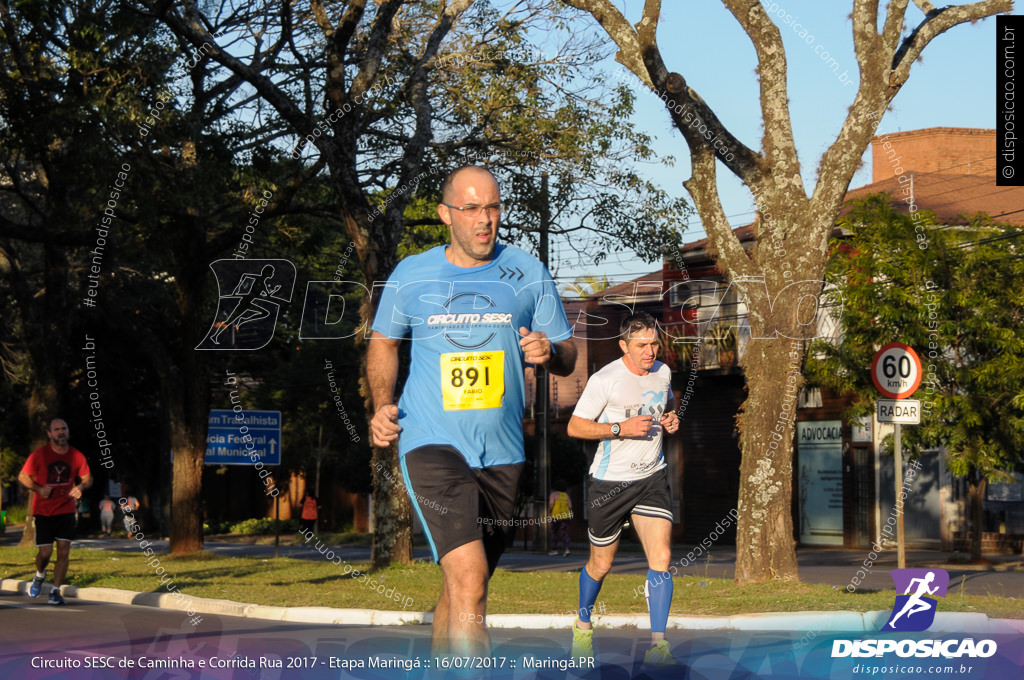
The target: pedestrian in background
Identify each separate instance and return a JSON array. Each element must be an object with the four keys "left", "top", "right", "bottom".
[
  {"left": 98, "top": 496, "right": 115, "bottom": 536},
  {"left": 120, "top": 494, "right": 140, "bottom": 538},
  {"left": 548, "top": 479, "right": 573, "bottom": 557},
  {"left": 300, "top": 492, "right": 319, "bottom": 534}
]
